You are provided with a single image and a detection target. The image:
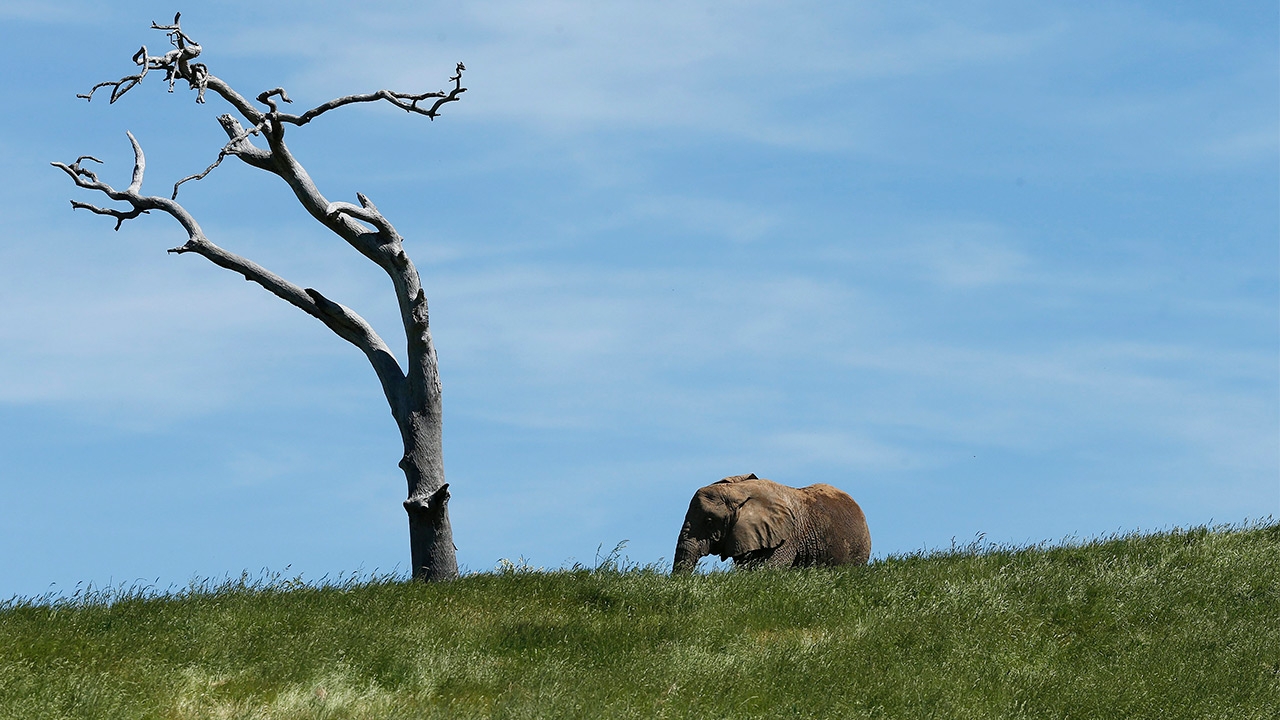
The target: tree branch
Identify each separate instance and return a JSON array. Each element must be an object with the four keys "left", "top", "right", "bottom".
[
  {"left": 52, "top": 133, "right": 408, "bottom": 411},
  {"left": 77, "top": 15, "right": 464, "bottom": 197},
  {"left": 249, "top": 130, "right": 440, "bottom": 410},
  {"left": 126, "top": 130, "right": 145, "bottom": 193},
  {"left": 68, "top": 199, "right": 149, "bottom": 231},
  {"left": 78, "top": 13, "right": 207, "bottom": 104},
  {"left": 326, "top": 193, "right": 397, "bottom": 238},
  {"left": 68, "top": 18, "right": 462, "bottom": 419},
  {"left": 51, "top": 133, "right": 176, "bottom": 233},
  {"left": 167, "top": 236, "right": 408, "bottom": 411},
  {"left": 172, "top": 115, "right": 270, "bottom": 198},
  {"left": 275, "top": 63, "right": 467, "bottom": 126}
]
